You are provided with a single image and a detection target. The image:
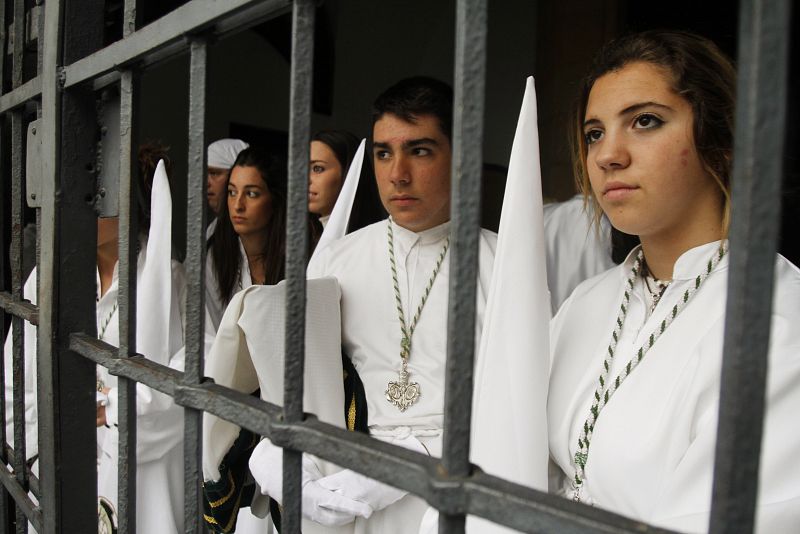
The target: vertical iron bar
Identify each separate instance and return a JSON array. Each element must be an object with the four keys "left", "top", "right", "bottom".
[
  {"left": 282, "top": 1, "right": 315, "bottom": 532},
  {"left": 0, "top": 75, "right": 8, "bottom": 529},
  {"left": 709, "top": 1, "right": 791, "bottom": 533},
  {"left": 185, "top": 36, "right": 208, "bottom": 534},
  {"left": 116, "top": 67, "right": 138, "bottom": 534},
  {"left": 0, "top": 0, "right": 6, "bottom": 93},
  {"left": 37, "top": 0, "right": 104, "bottom": 532},
  {"left": 116, "top": 6, "right": 140, "bottom": 534},
  {"left": 0, "top": 6, "right": 10, "bottom": 526},
  {"left": 439, "top": 0, "right": 487, "bottom": 532},
  {"left": 10, "top": 1, "right": 26, "bottom": 531},
  {"left": 10, "top": 110, "right": 25, "bottom": 534}
]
